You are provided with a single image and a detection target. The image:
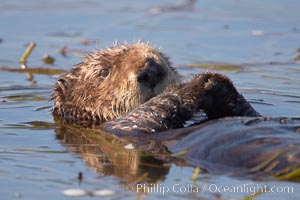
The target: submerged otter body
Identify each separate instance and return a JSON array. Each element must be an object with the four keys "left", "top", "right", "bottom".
[
  {"left": 52, "top": 42, "right": 300, "bottom": 180},
  {"left": 166, "top": 116, "right": 300, "bottom": 178}
]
